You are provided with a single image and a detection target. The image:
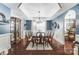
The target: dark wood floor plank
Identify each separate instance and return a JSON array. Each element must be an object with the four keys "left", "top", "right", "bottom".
[{"left": 8, "top": 38, "right": 65, "bottom": 55}]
